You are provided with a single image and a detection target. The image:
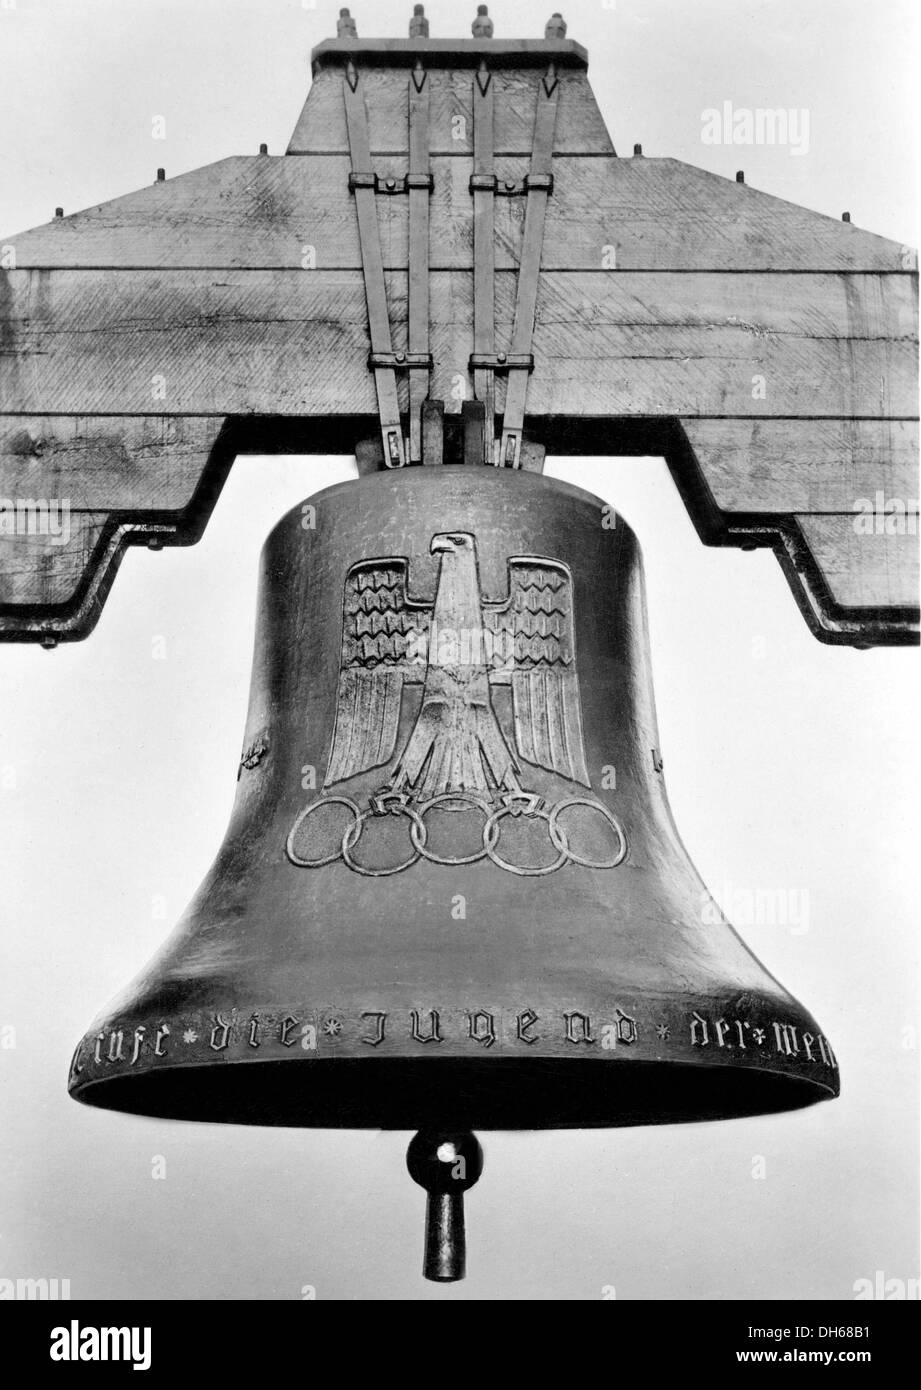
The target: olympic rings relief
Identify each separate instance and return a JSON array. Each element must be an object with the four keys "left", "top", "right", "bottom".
[{"left": 286, "top": 790, "right": 628, "bottom": 878}]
